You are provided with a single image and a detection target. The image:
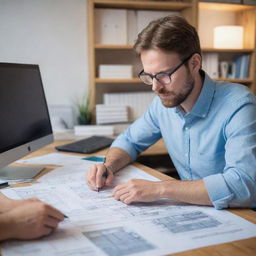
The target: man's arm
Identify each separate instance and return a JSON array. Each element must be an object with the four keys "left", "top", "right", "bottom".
[
  {"left": 112, "top": 178, "right": 212, "bottom": 206},
  {"left": 86, "top": 147, "right": 132, "bottom": 190},
  {"left": 86, "top": 97, "right": 162, "bottom": 191}
]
